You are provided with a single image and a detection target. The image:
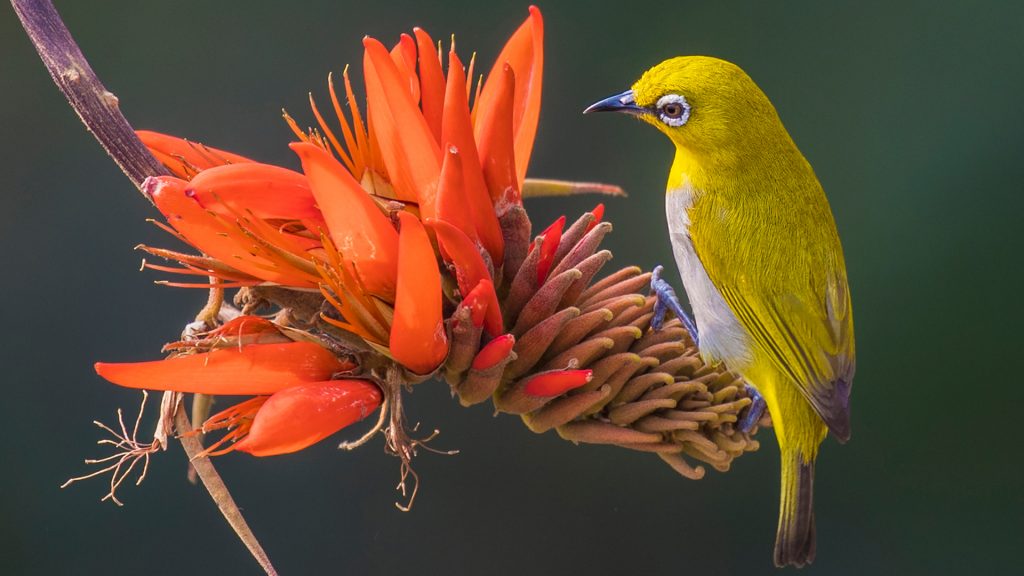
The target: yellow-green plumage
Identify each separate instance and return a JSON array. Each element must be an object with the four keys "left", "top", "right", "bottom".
[{"left": 589, "top": 56, "right": 855, "bottom": 567}]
